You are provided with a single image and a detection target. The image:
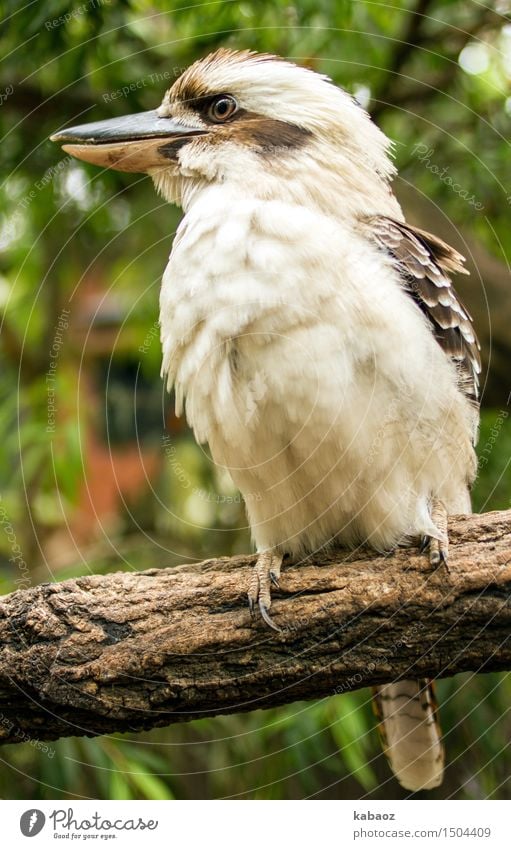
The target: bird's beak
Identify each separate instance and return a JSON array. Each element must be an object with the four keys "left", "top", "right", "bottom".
[{"left": 50, "top": 110, "right": 207, "bottom": 172}]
